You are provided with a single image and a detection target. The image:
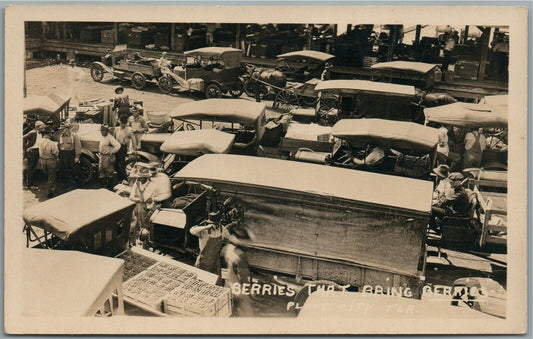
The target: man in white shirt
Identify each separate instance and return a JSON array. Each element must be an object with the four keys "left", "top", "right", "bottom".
[
  {"left": 98, "top": 124, "right": 121, "bottom": 189},
  {"left": 463, "top": 129, "right": 486, "bottom": 169},
  {"left": 190, "top": 211, "right": 229, "bottom": 278}
]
